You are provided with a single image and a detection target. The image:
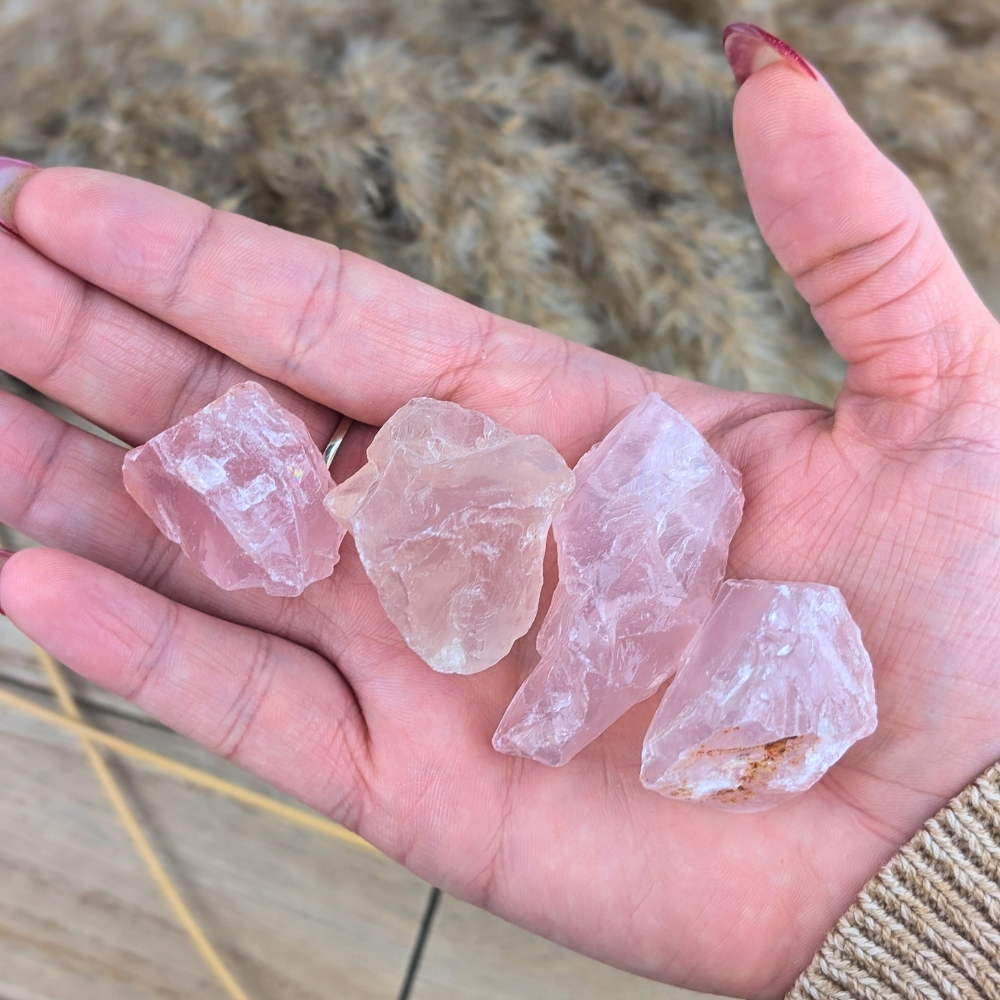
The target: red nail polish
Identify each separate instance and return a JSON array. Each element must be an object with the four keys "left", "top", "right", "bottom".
[
  {"left": 0, "top": 156, "right": 39, "bottom": 238},
  {"left": 0, "top": 547, "right": 11, "bottom": 616},
  {"left": 722, "top": 23, "right": 818, "bottom": 88}
]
